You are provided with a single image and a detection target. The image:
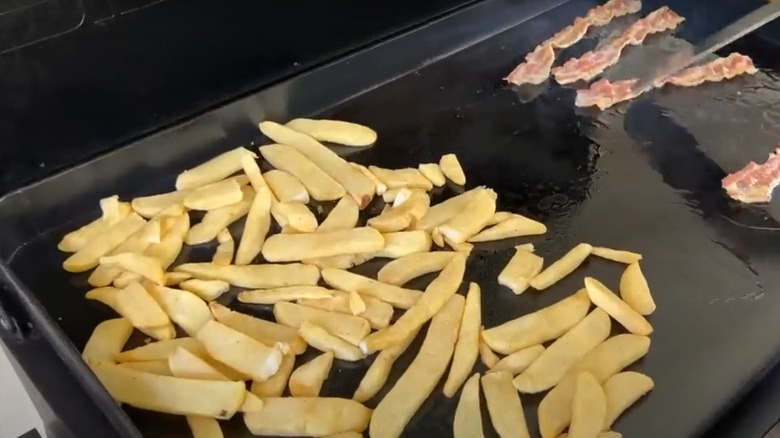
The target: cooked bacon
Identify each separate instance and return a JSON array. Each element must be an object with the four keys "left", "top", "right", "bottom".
[
  {"left": 722, "top": 147, "right": 780, "bottom": 204},
  {"left": 552, "top": 7, "right": 685, "bottom": 84},
  {"left": 504, "top": 0, "right": 641, "bottom": 85}
]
